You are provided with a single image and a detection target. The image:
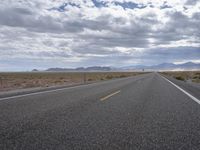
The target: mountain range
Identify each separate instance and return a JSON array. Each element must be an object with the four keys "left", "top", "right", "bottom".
[
  {"left": 121, "top": 62, "right": 200, "bottom": 71},
  {"left": 33, "top": 62, "right": 200, "bottom": 72},
  {"left": 45, "top": 66, "right": 111, "bottom": 72}
]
